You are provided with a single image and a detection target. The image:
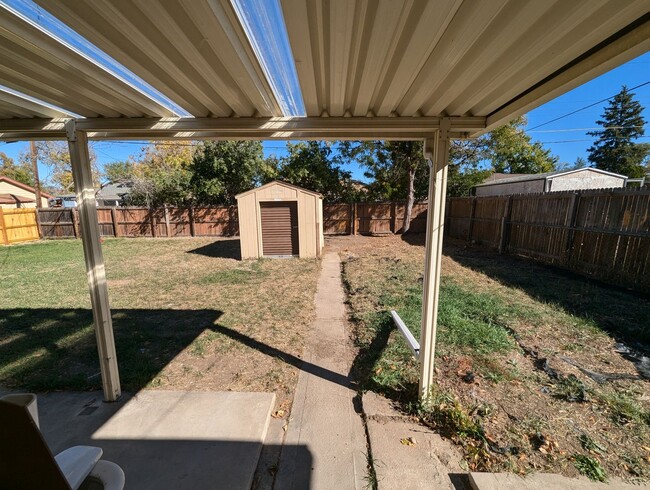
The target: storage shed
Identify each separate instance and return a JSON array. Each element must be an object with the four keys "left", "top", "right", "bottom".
[
  {"left": 236, "top": 181, "right": 324, "bottom": 259},
  {"left": 473, "top": 168, "right": 627, "bottom": 197}
]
